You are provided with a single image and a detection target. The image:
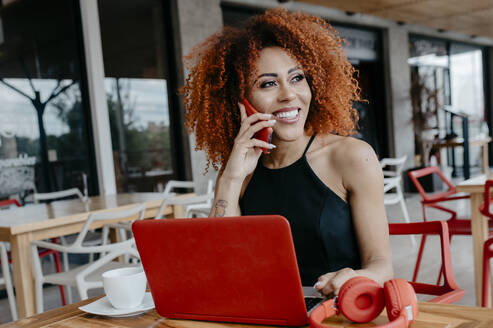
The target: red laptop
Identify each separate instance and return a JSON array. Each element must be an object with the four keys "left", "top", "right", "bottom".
[{"left": 132, "top": 215, "right": 324, "bottom": 326}]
